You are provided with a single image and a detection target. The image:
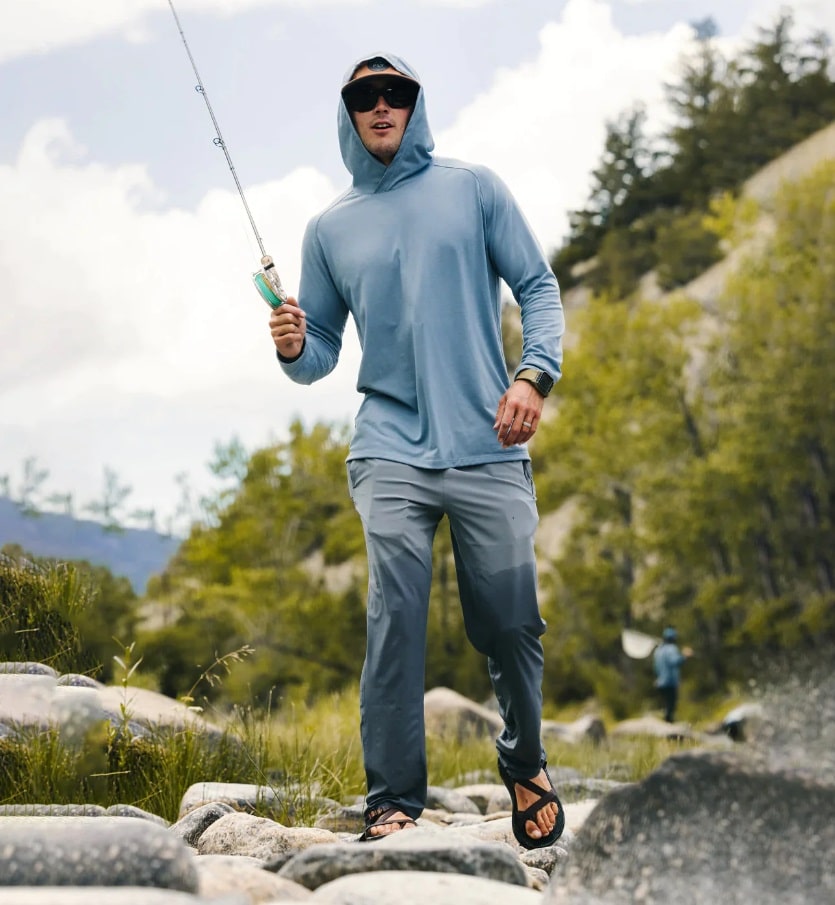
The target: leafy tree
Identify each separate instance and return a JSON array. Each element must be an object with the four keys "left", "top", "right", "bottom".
[
  {"left": 84, "top": 467, "right": 132, "bottom": 532},
  {"left": 15, "top": 456, "right": 49, "bottom": 516}
]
